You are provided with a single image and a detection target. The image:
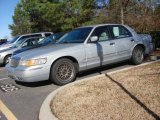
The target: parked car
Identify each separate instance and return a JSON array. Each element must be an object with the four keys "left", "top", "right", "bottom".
[
  {"left": 0, "top": 32, "right": 53, "bottom": 51},
  {"left": 5, "top": 24, "right": 153, "bottom": 85},
  {"left": 0, "top": 37, "right": 43, "bottom": 65},
  {"left": 13, "top": 32, "right": 65, "bottom": 55}
]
